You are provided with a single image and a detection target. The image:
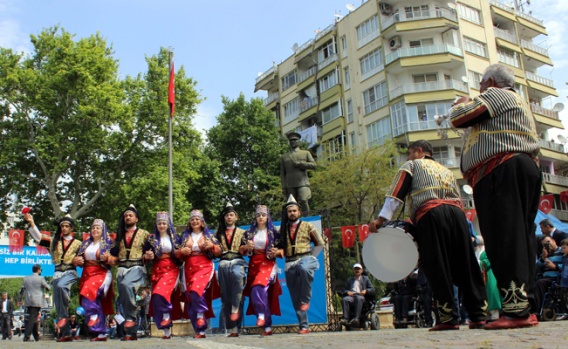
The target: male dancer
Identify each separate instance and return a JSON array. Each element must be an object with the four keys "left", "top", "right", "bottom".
[
  {"left": 215, "top": 203, "right": 251, "bottom": 337},
  {"left": 102, "top": 204, "right": 153, "bottom": 341},
  {"left": 24, "top": 213, "right": 82, "bottom": 342},
  {"left": 281, "top": 195, "right": 325, "bottom": 334}
]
